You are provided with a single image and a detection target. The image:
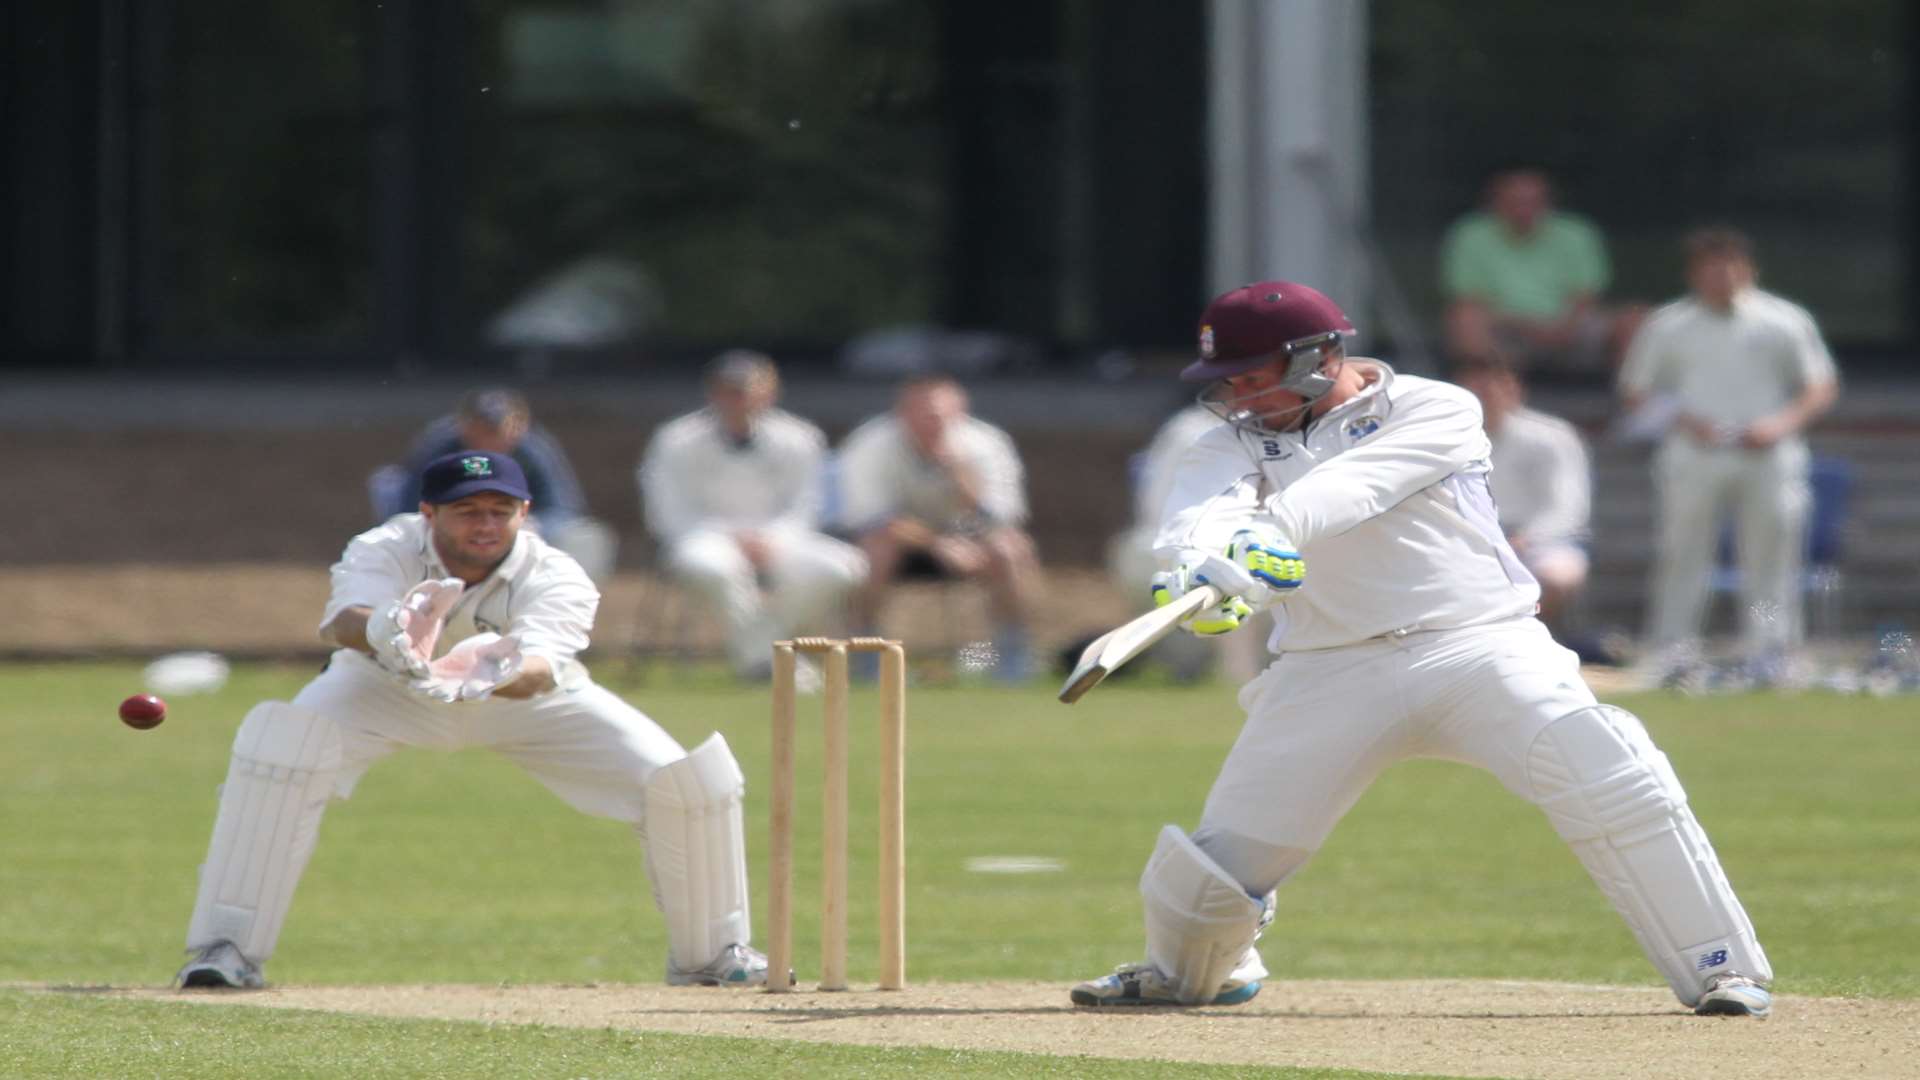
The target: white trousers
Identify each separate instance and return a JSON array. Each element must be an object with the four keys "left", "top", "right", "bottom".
[
  {"left": 1201, "top": 619, "right": 1597, "bottom": 855},
  {"left": 664, "top": 527, "right": 867, "bottom": 670},
  {"left": 1645, "top": 437, "right": 1810, "bottom": 655},
  {"left": 301, "top": 651, "right": 687, "bottom": 821}
]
